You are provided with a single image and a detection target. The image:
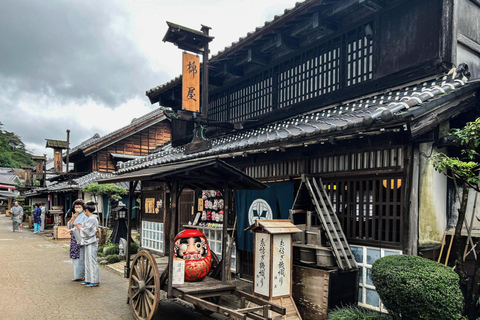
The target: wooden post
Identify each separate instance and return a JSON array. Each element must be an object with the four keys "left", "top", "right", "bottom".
[
  {"left": 125, "top": 180, "right": 137, "bottom": 278},
  {"left": 66, "top": 129, "right": 70, "bottom": 180},
  {"left": 201, "top": 25, "right": 210, "bottom": 117},
  {"left": 168, "top": 178, "right": 178, "bottom": 298},
  {"left": 221, "top": 185, "right": 231, "bottom": 282}
]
